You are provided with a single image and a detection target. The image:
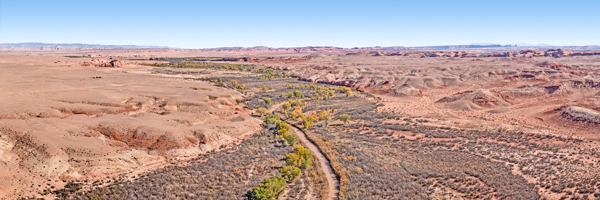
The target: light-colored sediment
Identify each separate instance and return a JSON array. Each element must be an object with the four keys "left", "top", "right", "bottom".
[{"left": 0, "top": 55, "right": 261, "bottom": 198}]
